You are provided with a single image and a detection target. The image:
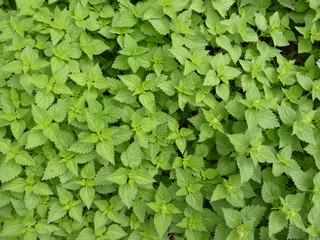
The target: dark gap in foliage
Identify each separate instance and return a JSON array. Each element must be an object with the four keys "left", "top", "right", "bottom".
[
  {"left": 227, "top": 114, "right": 238, "bottom": 123},
  {"left": 258, "top": 36, "right": 273, "bottom": 46},
  {"left": 189, "top": 110, "right": 198, "bottom": 117},
  {"left": 205, "top": 45, "right": 221, "bottom": 56},
  {"left": 160, "top": 170, "right": 171, "bottom": 178},
  {"left": 176, "top": 149, "right": 184, "bottom": 158},
  {"left": 314, "top": 98, "right": 320, "bottom": 109},
  {"left": 271, "top": 57, "right": 279, "bottom": 67},
  {"left": 203, "top": 198, "right": 212, "bottom": 209},
  {"left": 167, "top": 229, "right": 183, "bottom": 240},
  {"left": 2, "top": 0, "right": 16, "bottom": 10},
  {"left": 240, "top": 42, "right": 250, "bottom": 48},
  {"left": 152, "top": 180, "right": 160, "bottom": 190},
  {"left": 277, "top": 41, "right": 307, "bottom": 65},
  {"left": 103, "top": 90, "right": 110, "bottom": 96},
  {"left": 176, "top": 107, "right": 195, "bottom": 128}
]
